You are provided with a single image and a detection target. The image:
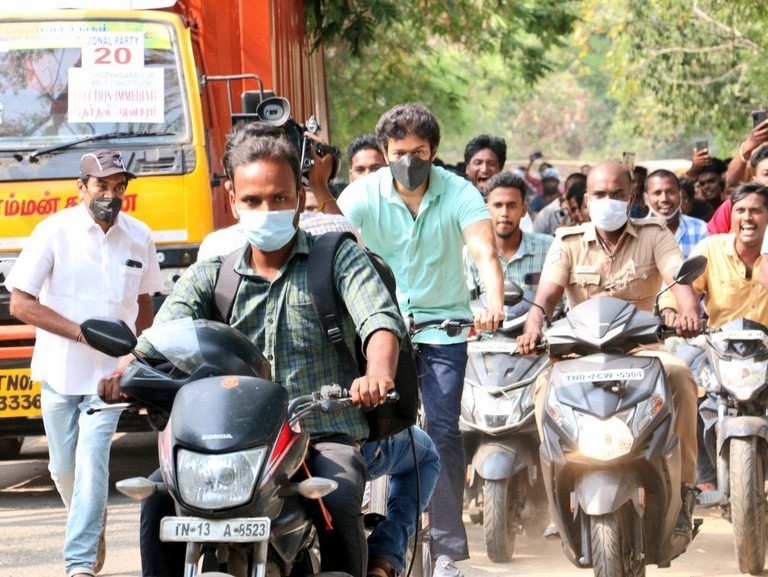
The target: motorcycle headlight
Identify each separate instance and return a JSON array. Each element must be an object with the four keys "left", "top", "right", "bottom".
[
  {"left": 176, "top": 447, "right": 267, "bottom": 509},
  {"left": 716, "top": 358, "right": 767, "bottom": 402},
  {"left": 576, "top": 413, "right": 634, "bottom": 461}
]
